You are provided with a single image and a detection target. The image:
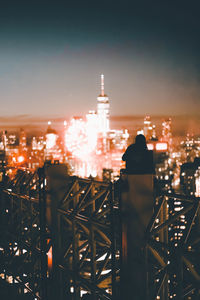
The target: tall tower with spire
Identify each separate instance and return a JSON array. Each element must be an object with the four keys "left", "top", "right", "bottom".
[{"left": 97, "top": 74, "right": 110, "bottom": 135}]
